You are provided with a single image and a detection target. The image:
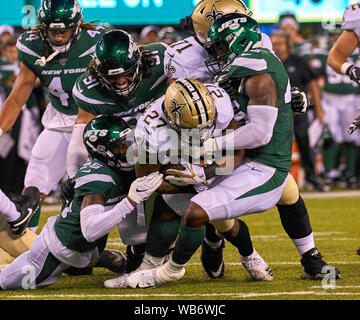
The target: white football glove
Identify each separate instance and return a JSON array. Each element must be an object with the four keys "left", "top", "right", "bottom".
[
  {"left": 164, "top": 163, "right": 207, "bottom": 186},
  {"left": 128, "top": 171, "right": 163, "bottom": 204}
]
